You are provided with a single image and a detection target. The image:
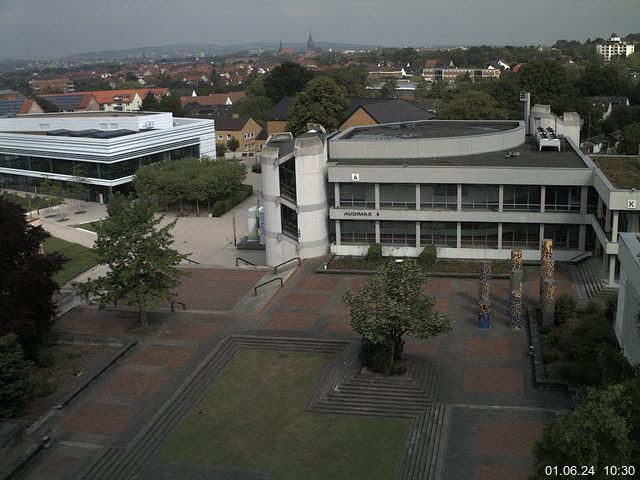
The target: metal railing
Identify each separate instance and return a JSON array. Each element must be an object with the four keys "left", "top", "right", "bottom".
[
  {"left": 273, "top": 257, "right": 300, "bottom": 274},
  {"left": 181, "top": 255, "right": 200, "bottom": 264},
  {"left": 170, "top": 301, "right": 186, "bottom": 312},
  {"left": 254, "top": 277, "right": 283, "bottom": 296},
  {"left": 568, "top": 251, "right": 593, "bottom": 264},
  {"left": 236, "top": 257, "right": 257, "bottom": 266}
]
